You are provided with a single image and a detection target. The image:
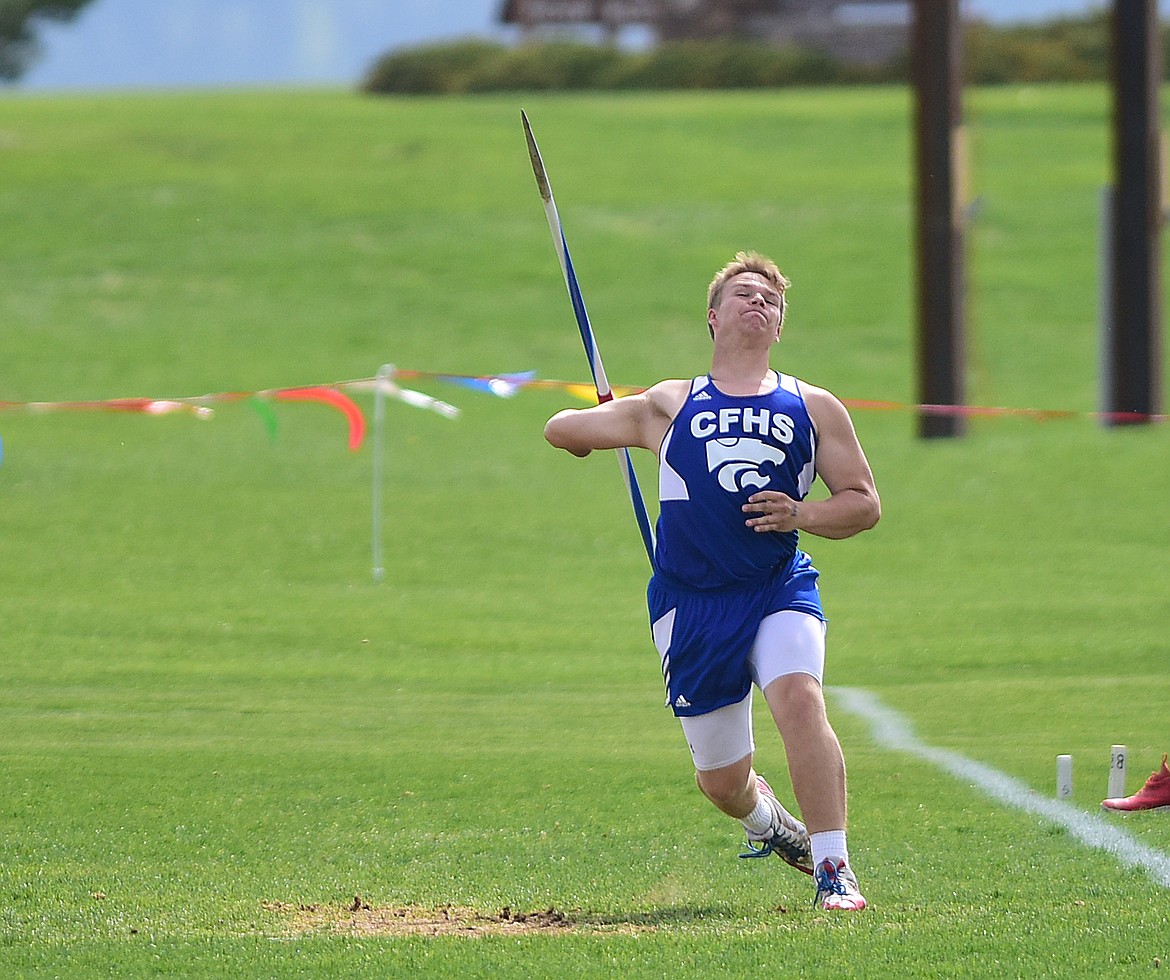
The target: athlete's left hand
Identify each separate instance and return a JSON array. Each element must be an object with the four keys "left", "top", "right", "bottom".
[{"left": 743, "top": 491, "right": 801, "bottom": 533}]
